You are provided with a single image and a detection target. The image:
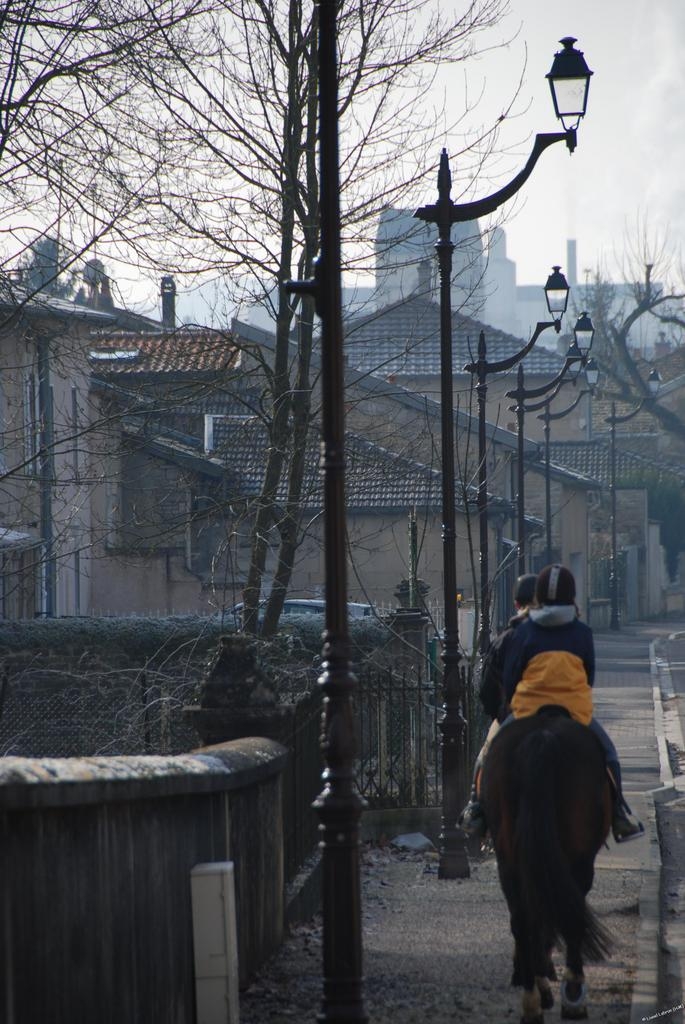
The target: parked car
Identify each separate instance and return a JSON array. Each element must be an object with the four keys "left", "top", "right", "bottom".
[{"left": 227, "top": 598, "right": 374, "bottom": 628}]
